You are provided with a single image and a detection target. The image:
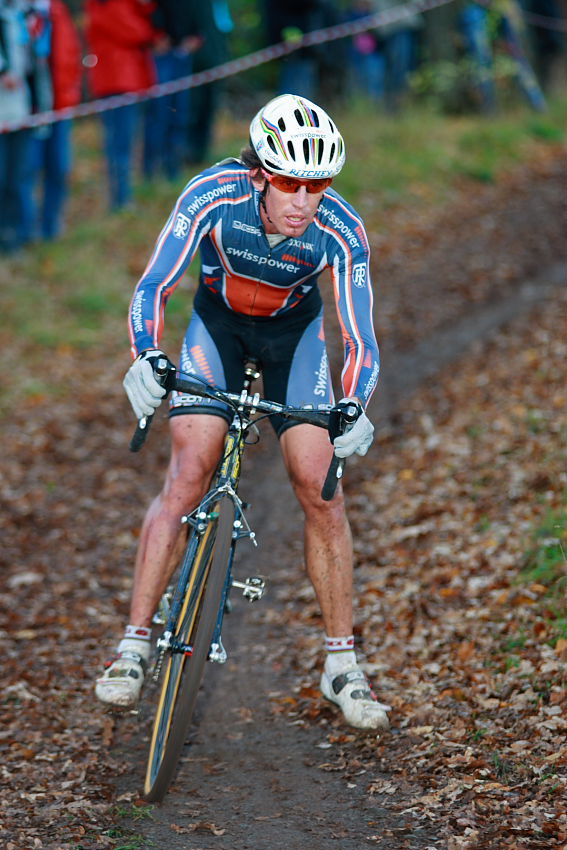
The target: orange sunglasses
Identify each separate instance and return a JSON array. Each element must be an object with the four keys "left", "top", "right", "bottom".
[{"left": 261, "top": 169, "right": 333, "bottom": 195}]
